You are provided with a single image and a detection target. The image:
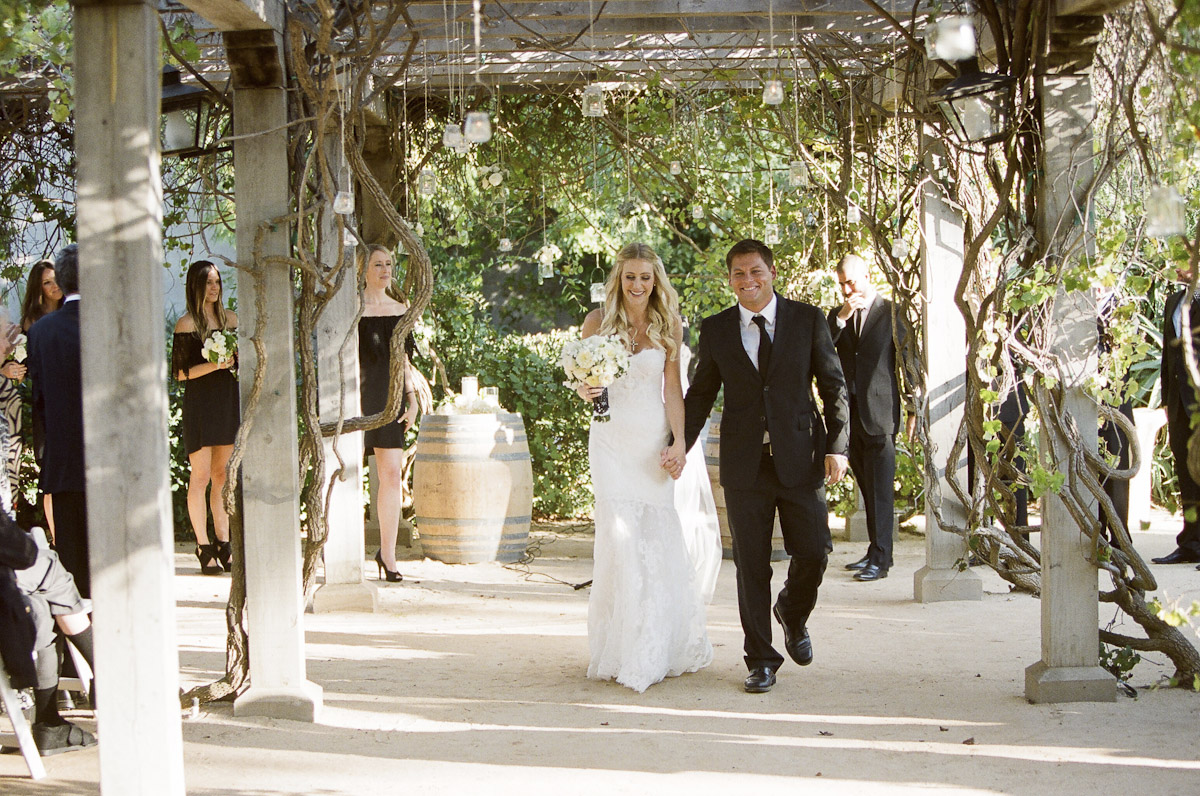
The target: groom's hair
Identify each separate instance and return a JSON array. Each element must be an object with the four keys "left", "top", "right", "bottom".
[{"left": 725, "top": 239, "right": 773, "bottom": 271}]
